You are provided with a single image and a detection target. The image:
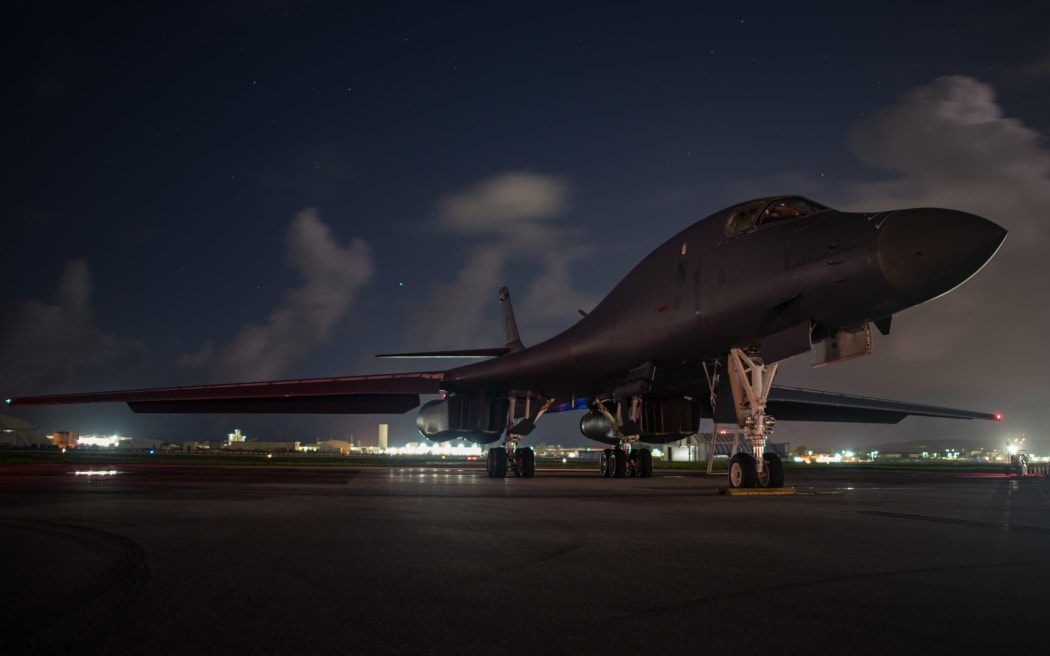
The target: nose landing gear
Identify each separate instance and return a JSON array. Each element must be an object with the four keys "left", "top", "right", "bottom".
[{"left": 725, "top": 348, "right": 785, "bottom": 489}]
